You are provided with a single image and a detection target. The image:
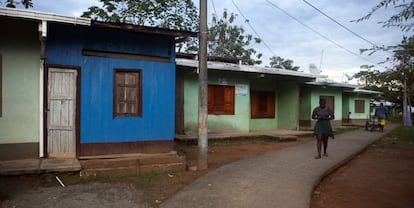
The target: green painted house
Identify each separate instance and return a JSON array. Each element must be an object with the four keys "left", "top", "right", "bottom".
[
  {"left": 0, "top": 8, "right": 90, "bottom": 160},
  {"left": 175, "top": 56, "right": 319, "bottom": 135},
  {"left": 299, "top": 80, "right": 380, "bottom": 129},
  {"left": 343, "top": 88, "right": 381, "bottom": 125}
]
